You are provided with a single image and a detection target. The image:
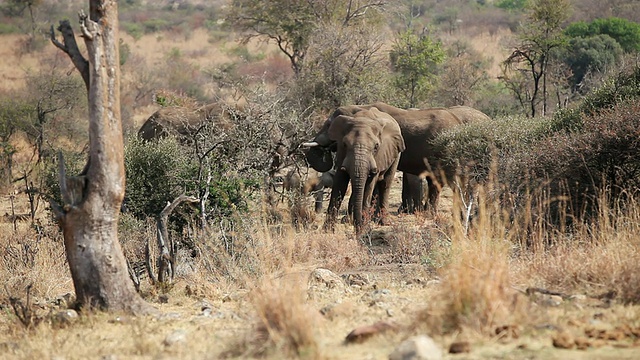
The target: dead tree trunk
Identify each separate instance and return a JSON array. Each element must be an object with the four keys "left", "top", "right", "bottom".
[
  {"left": 50, "top": 1, "right": 154, "bottom": 315},
  {"left": 153, "top": 195, "right": 199, "bottom": 284}
]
